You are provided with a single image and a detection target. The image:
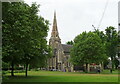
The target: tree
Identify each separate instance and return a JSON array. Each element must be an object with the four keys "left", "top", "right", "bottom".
[
  {"left": 105, "top": 26, "right": 118, "bottom": 69},
  {"left": 93, "top": 29, "right": 106, "bottom": 43},
  {"left": 66, "top": 40, "right": 74, "bottom": 45},
  {"left": 93, "top": 29, "right": 107, "bottom": 70},
  {"left": 2, "top": 2, "right": 50, "bottom": 77},
  {"left": 2, "top": 2, "right": 28, "bottom": 76},
  {"left": 19, "top": 3, "right": 50, "bottom": 77},
  {"left": 70, "top": 31, "right": 107, "bottom": 72}
]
